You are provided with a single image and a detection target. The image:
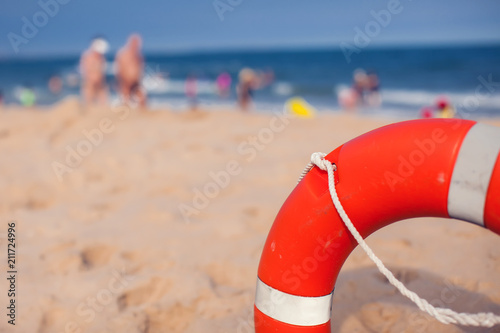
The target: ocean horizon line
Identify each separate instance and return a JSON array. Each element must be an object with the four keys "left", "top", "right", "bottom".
[{"left": 1, "top": 40, "right": 499, "bottom": 62}]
